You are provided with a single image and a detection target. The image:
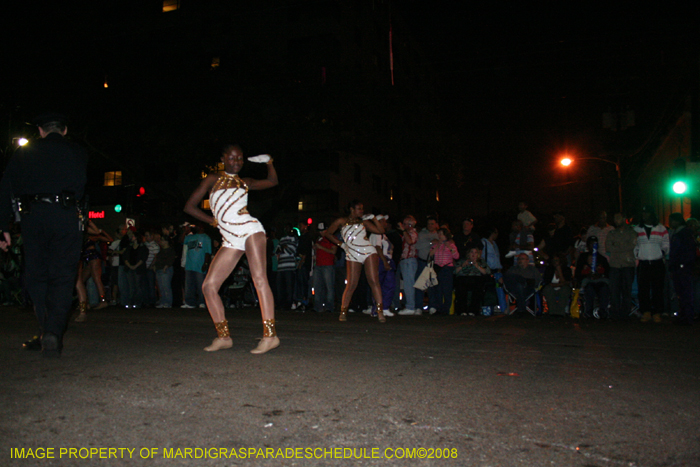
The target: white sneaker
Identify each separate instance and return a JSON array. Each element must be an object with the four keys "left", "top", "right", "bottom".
[
  {"left": 348, "top": 308, "right": 356, "bottom": 313},
  {"left": 398, "top": 308, "right": 416, "bottom": 315},
  {"left": 429, "top": 307, "right": 437, "bottom": 315},
  {"left": 383, "top": 309, "right": 395, "bottom": 317},
  {"left": 198, "top": 303, "right": 206, "bottom": 309},
  {"left": 414, "top": 309, "right": 423, "bottom": 316},
  {"left": 362, "top": 307, "right": 372, "bottom": 315},
  {"left": 181, "top": 304, "right": 195, "bottom": 309}
]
